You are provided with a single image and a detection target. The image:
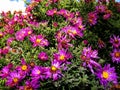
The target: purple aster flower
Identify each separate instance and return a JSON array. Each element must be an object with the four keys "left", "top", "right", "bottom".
[
  {"left": 62, "top": 25, "right": 83, "bottom": 39},
  {"left": 95, "top": 5, "right": 107, "bottom": 13},
  {"left": 70, "top": 17, "right": 83, "bottom": 25},
  {"left": 44, "top": 60, "right": 62, "bottom": 80},
  {"left": 15, "top": 29, "right": 27, "bottom": 41},
  {"left": 2, "top": 46, "right": 11, "bottom": 55},
  {"left": 31, "top": 66, "right": 44, "bottom": 80},
  {"left": 0, "top": 63, "right": 13, "bottom": 79},
  {"left": 6, "top": 37, "right": 15, "bottom": 46},
  {"left": 110, "top": 49, "right": 120, "bottom": 63},
  {"left": 15, "top": 58, "right": 30, "bottom": 77},
  {"left": 110, "top": 35, "right": 120, "bottom": 48},
  {"left": 38, "top": 52, "right": 48, "bottom": 61},
  {"left": 103, "top": 10, "right": 112, "bottom": 20},
  {"left": 55, "top": 30, "right": 73, "bottom": 49},
  {"left": 96, "top": 64, "right": 118, "bottom": 87},
  {"left": 57, "top": 9, "right": 68, "bottom": 16},
  {"left": 70, "top": 17, "right": 86, "bottom": 31},
  {"left": 19, "top": 79, "right": 40, "bottom": 90},
  {"left": 24, "top": 27, "right": 33, "bottom": 36},
  {"left": 54, "top": 49, "right": 72, "bottom": 63},
  {"left": 88, "top": 11, "right": 98, "bottom": 26},
  {"left": 80, "top": 47, "right": 101, "bottom": 73},
  {"left": 15, "top": 27, "right": 33, "bottom": 41},
  {"left": 29, "top": 34, "right": 49, "bottom": 47},
  {"left": 6, "top": 71, "right": 22, "bottom": 87},
  {"left": 46, "top": 8, "right": 57, "bottom": 16}
]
